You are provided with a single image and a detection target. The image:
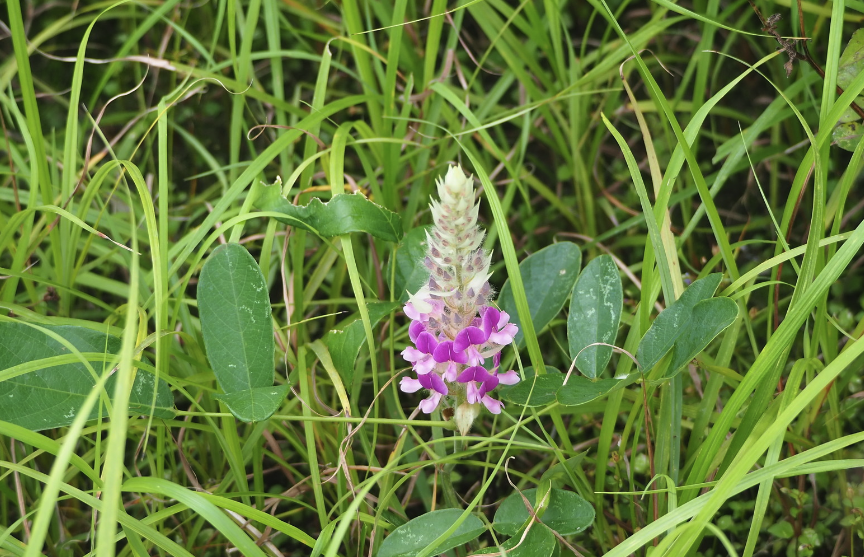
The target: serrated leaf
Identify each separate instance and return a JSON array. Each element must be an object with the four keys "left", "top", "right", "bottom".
[
  {"left": 392, "top": 225, "right": 431, "bottom": 302},
  {"left": 493, "top": 488, "right": 594, "bottom": 537},
  {"left": 555, "top": 376, "right": 629, "bottom": 407},
  {"left": 473, "top": 524, "right": 558, "bottom": 556},
  {"left": 498, "top": 367, "right": 563, "bottom": 407},
  {"left": 635, "top": 273, "right": 723, "bottom": 372},
  {"left": 325, "top": 302, "right": 400, "bottom": 390},
  {"left": 568, "top": 255, "right": 623, "bottom": 378},
  {"left": 255, "top": 185, "right": 402, "bottom": 242},
  {"left": 376, "top": 509, "right": 485, "bottom": 557},
  {"left": 213, "top": 384, "right": 290, "bottom": 422},
  {"left": 665, "top": 298, "right": 739, "bottom": 377},
  {"left": 0, "top": 323, "right": 174, "bottom": 431},
  {"left": 499, "top": 242, "right": 582, "bottom": 347},
  {"left": 199, "top": 243, "right": 282, "bottom": 422}
]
